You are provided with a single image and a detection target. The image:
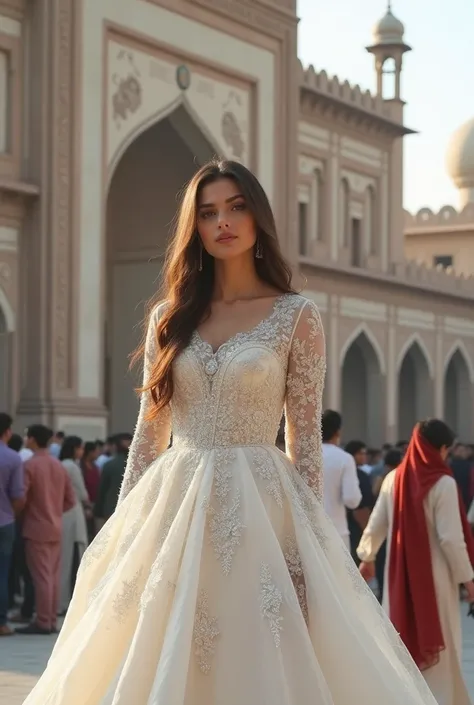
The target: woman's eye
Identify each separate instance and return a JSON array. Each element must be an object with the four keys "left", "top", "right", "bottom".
[
  {"left": 232, "top": 203, "right": 245, "bottom": 211},
  {"left": 200, "top": 211, "right": 215, "bottom": 219}
]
